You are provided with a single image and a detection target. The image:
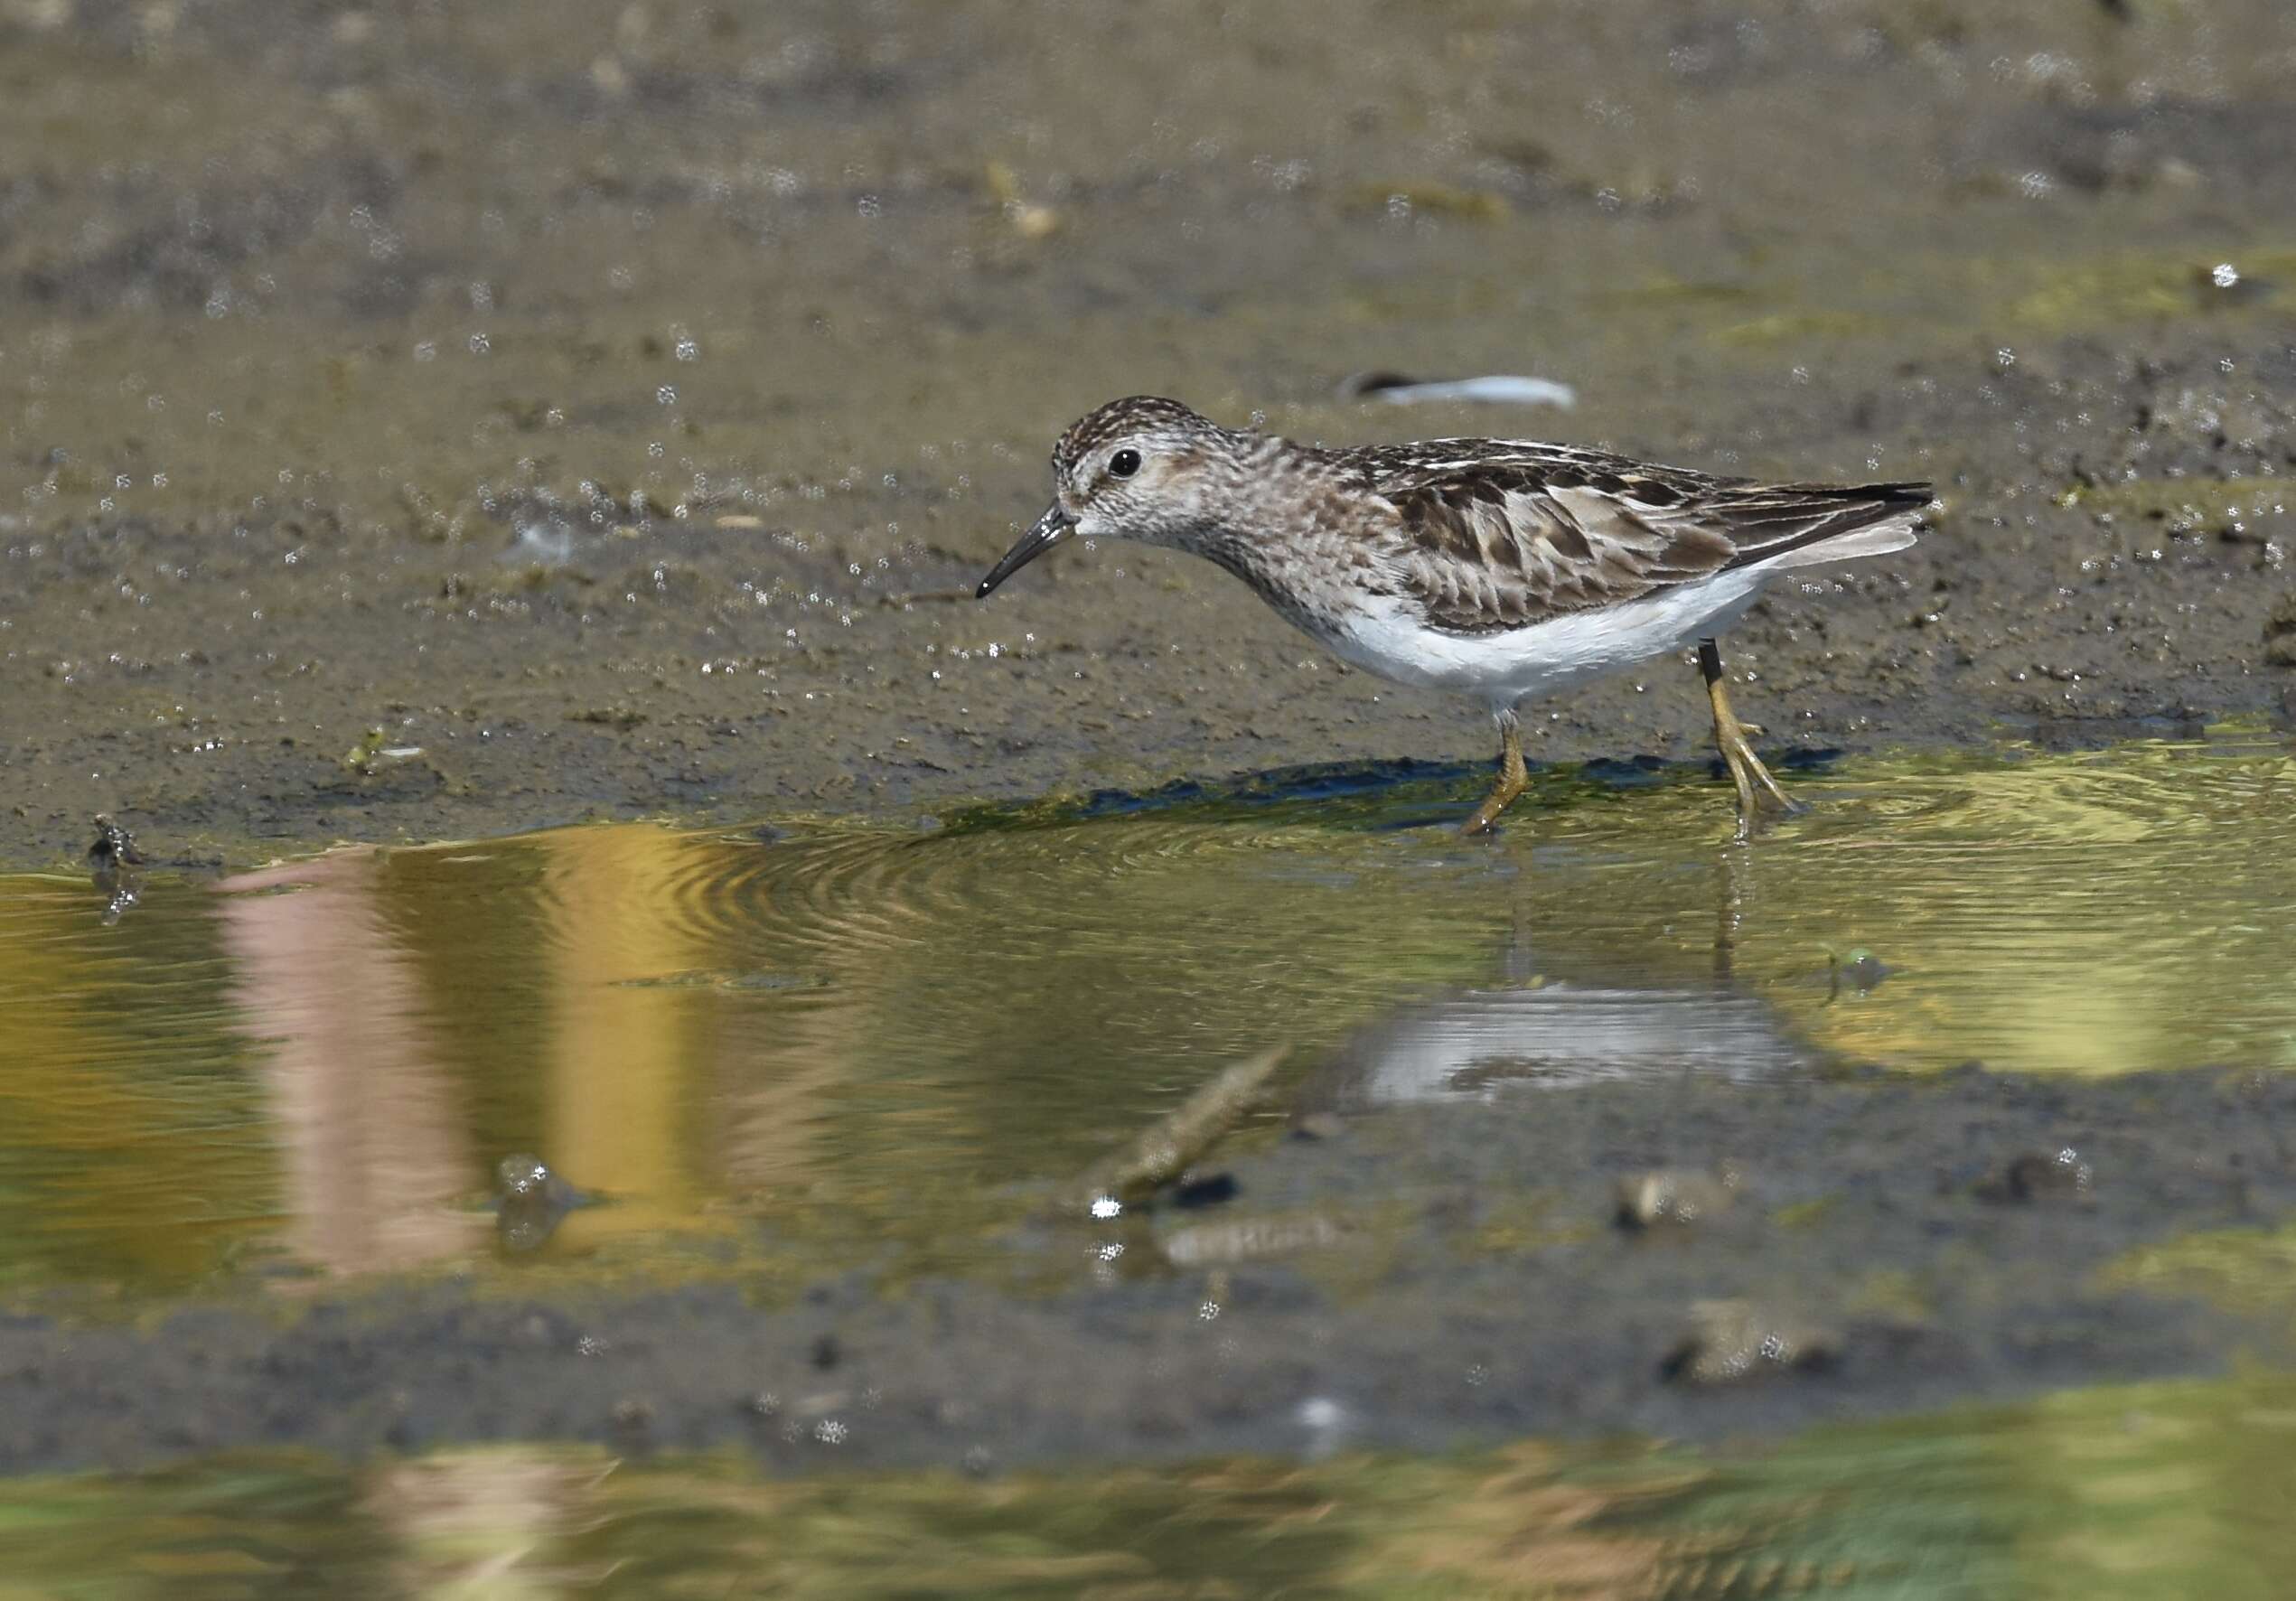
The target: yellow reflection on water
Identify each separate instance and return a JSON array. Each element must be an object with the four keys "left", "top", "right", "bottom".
[
  {"left": 0, "top": 879, "right": 274, "bottom": 1287},
  {"left": 532, "top": 827, "right": 710, "bottom": 1247},
  {"left": 1720, "top": 743, "right": 2296, "bottom": 1074}
]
